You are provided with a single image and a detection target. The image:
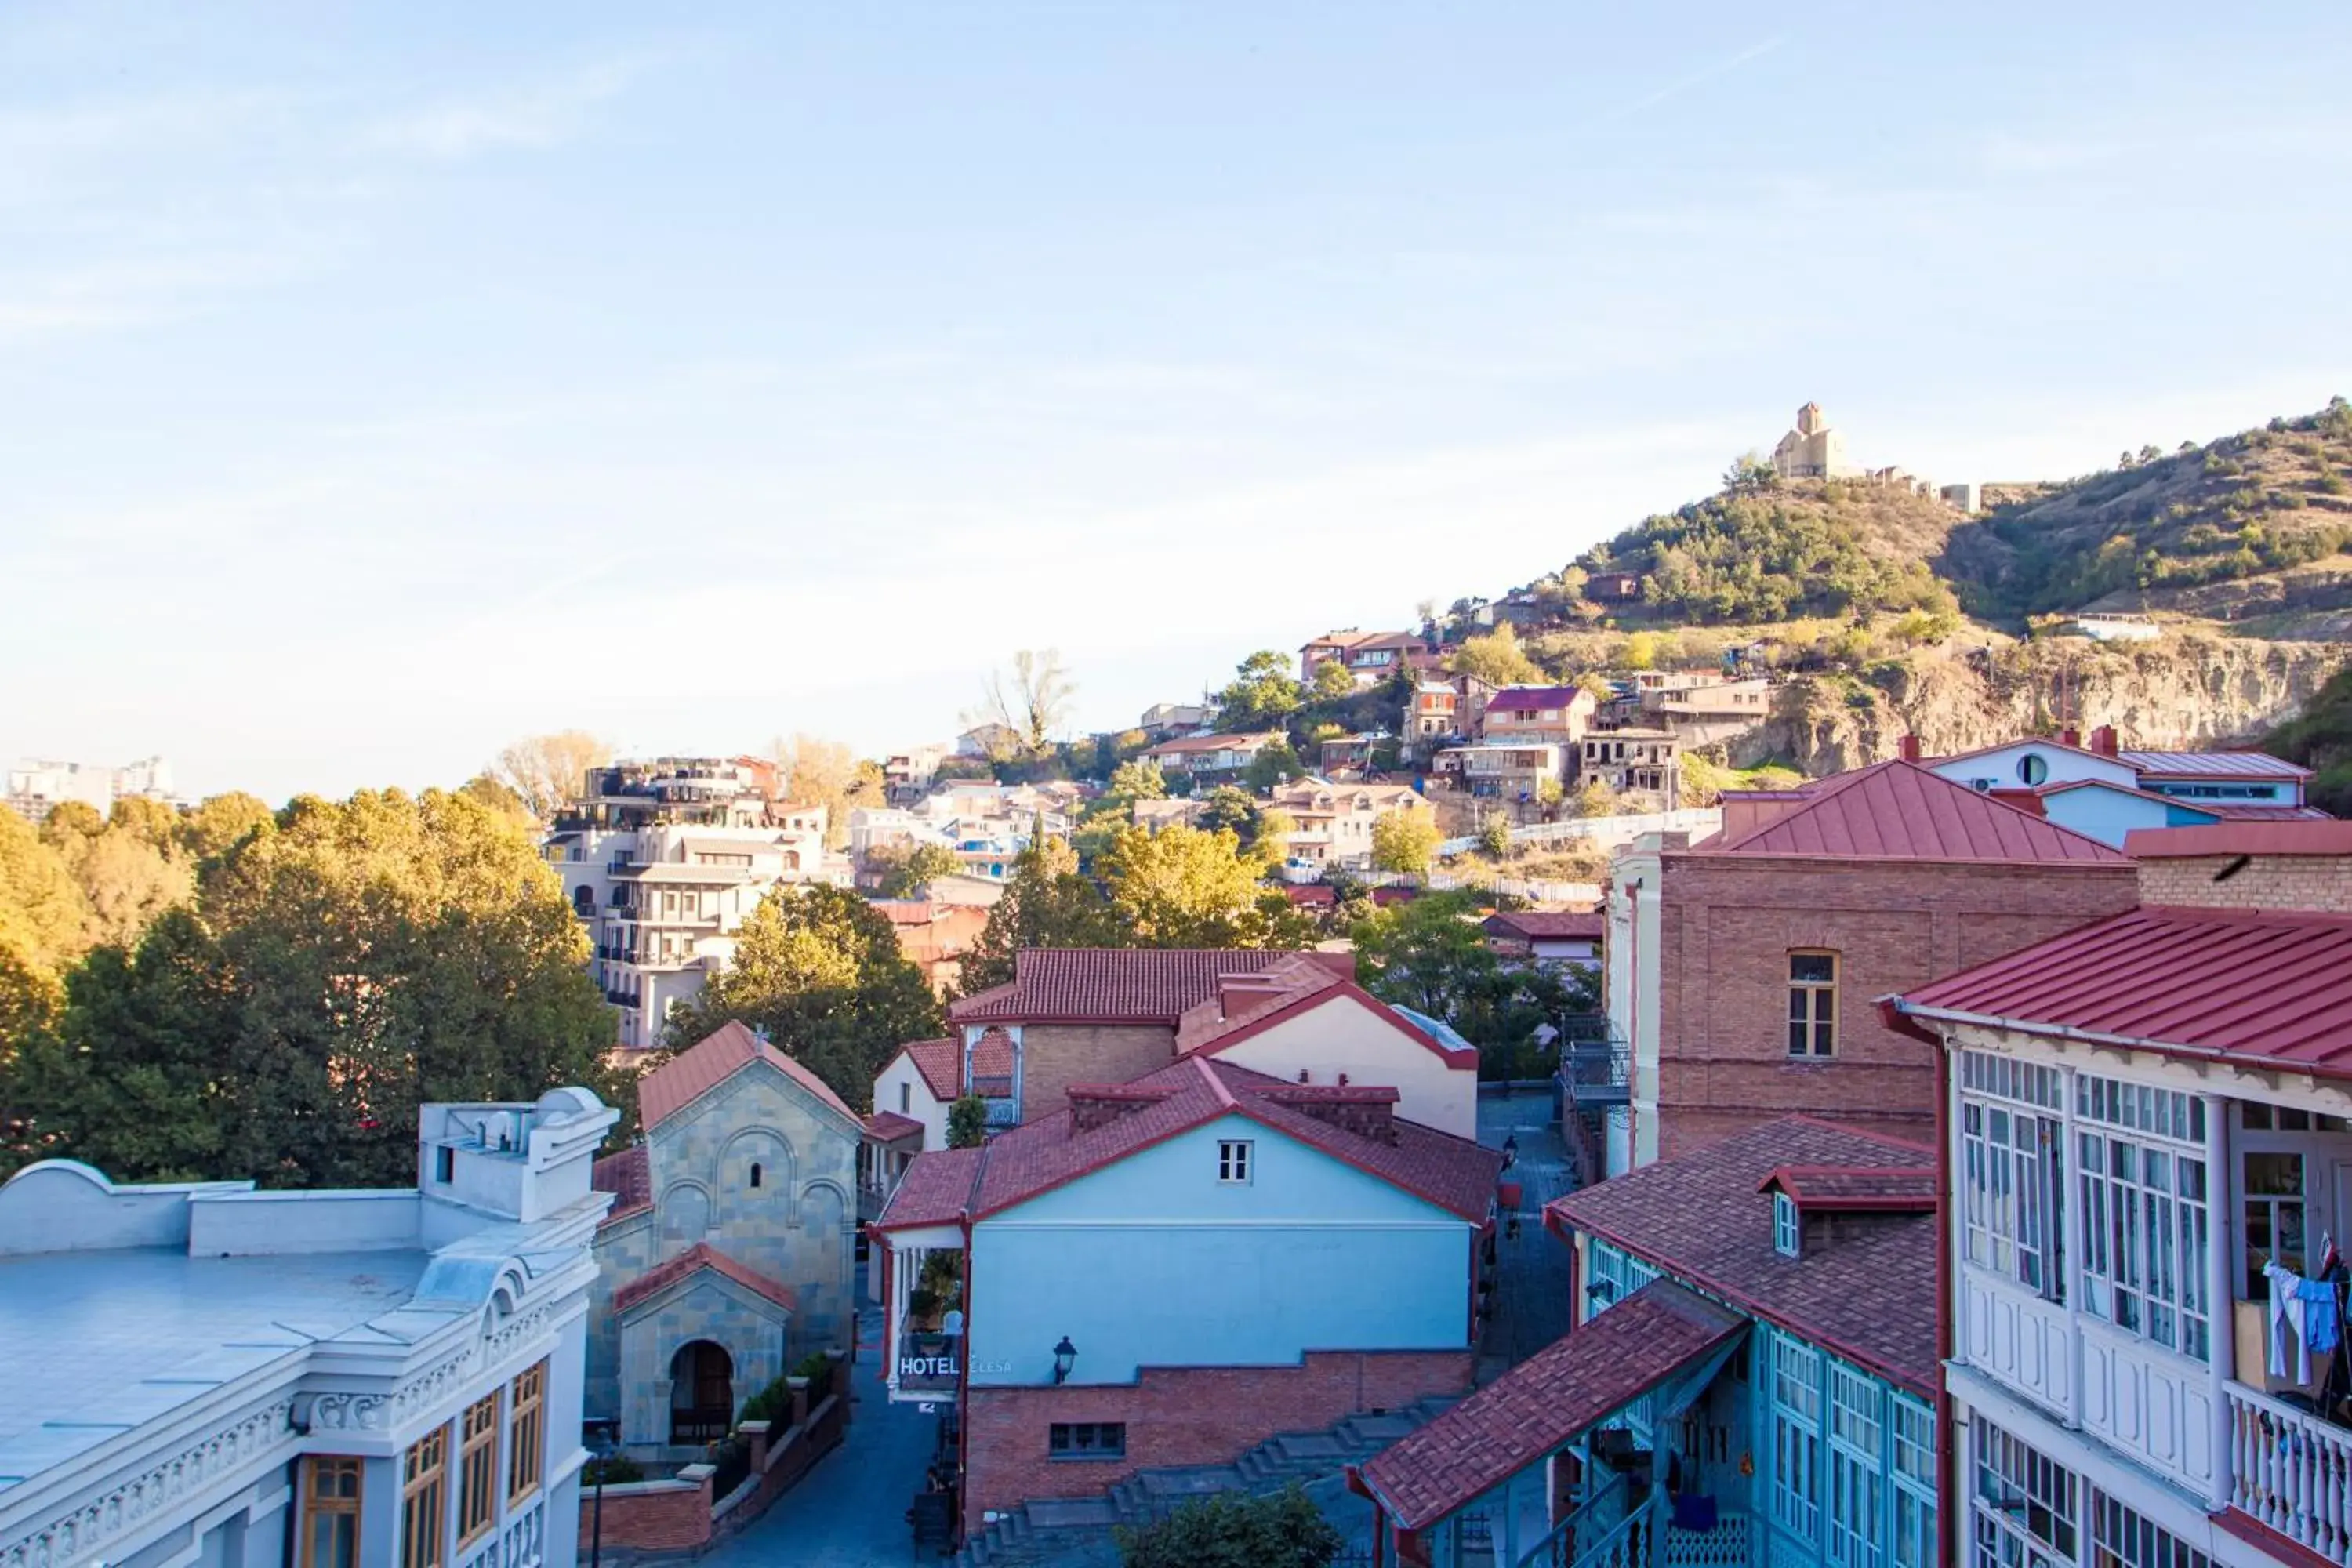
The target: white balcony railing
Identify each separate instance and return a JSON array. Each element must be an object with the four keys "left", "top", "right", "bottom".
[{"left": 2227, "top": 1381, "right": 2352, "bottom": 1564}]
